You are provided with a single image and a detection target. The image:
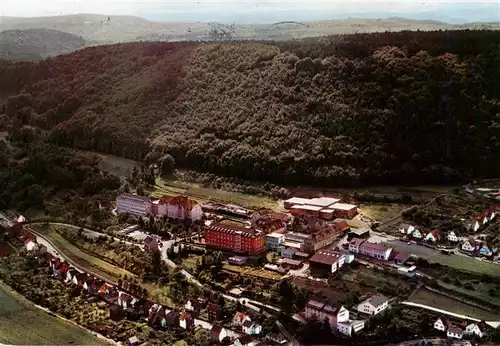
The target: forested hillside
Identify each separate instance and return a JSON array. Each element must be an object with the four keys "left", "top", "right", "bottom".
[{"left": 1, "top": 30, "right": 500, "bottom": 187}]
